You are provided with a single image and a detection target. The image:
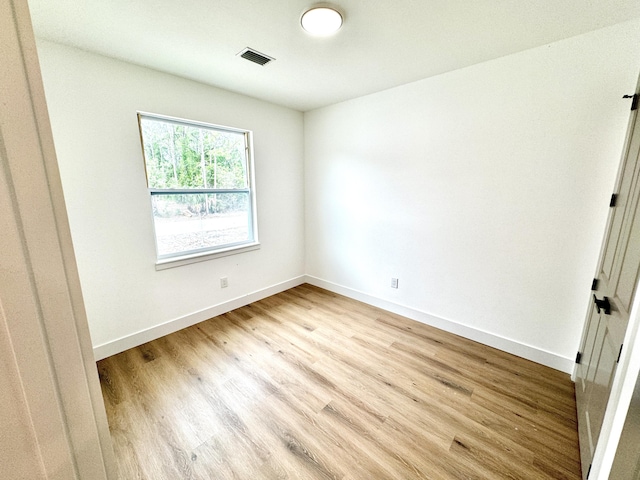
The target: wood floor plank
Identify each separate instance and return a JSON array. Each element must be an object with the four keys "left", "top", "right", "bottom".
[{"left": 98, "top": 284, "right": 582, "bottom": 479}]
